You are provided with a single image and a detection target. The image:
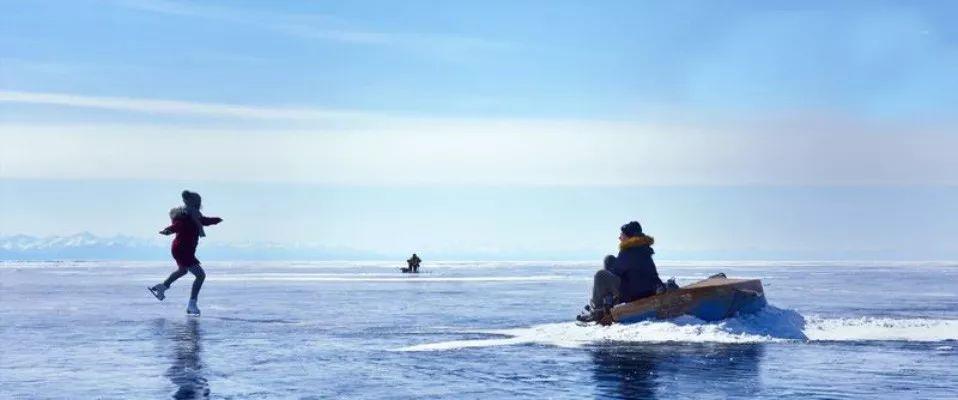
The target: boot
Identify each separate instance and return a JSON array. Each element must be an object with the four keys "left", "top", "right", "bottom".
[
  {"left": 577, "top": 301, "right": 607, "bottom": 323},
  {"left": 666, "top": 278, "right": 680, "bottom": 291},
  {"left": 148, "top": 284, "right": 167, "bottom": 301},
  {"left": 186, "top": 299, "right": 201, "bottom": 316},
  {"left": 576, "top": 308, "right": 597, "bottom": 323}
]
